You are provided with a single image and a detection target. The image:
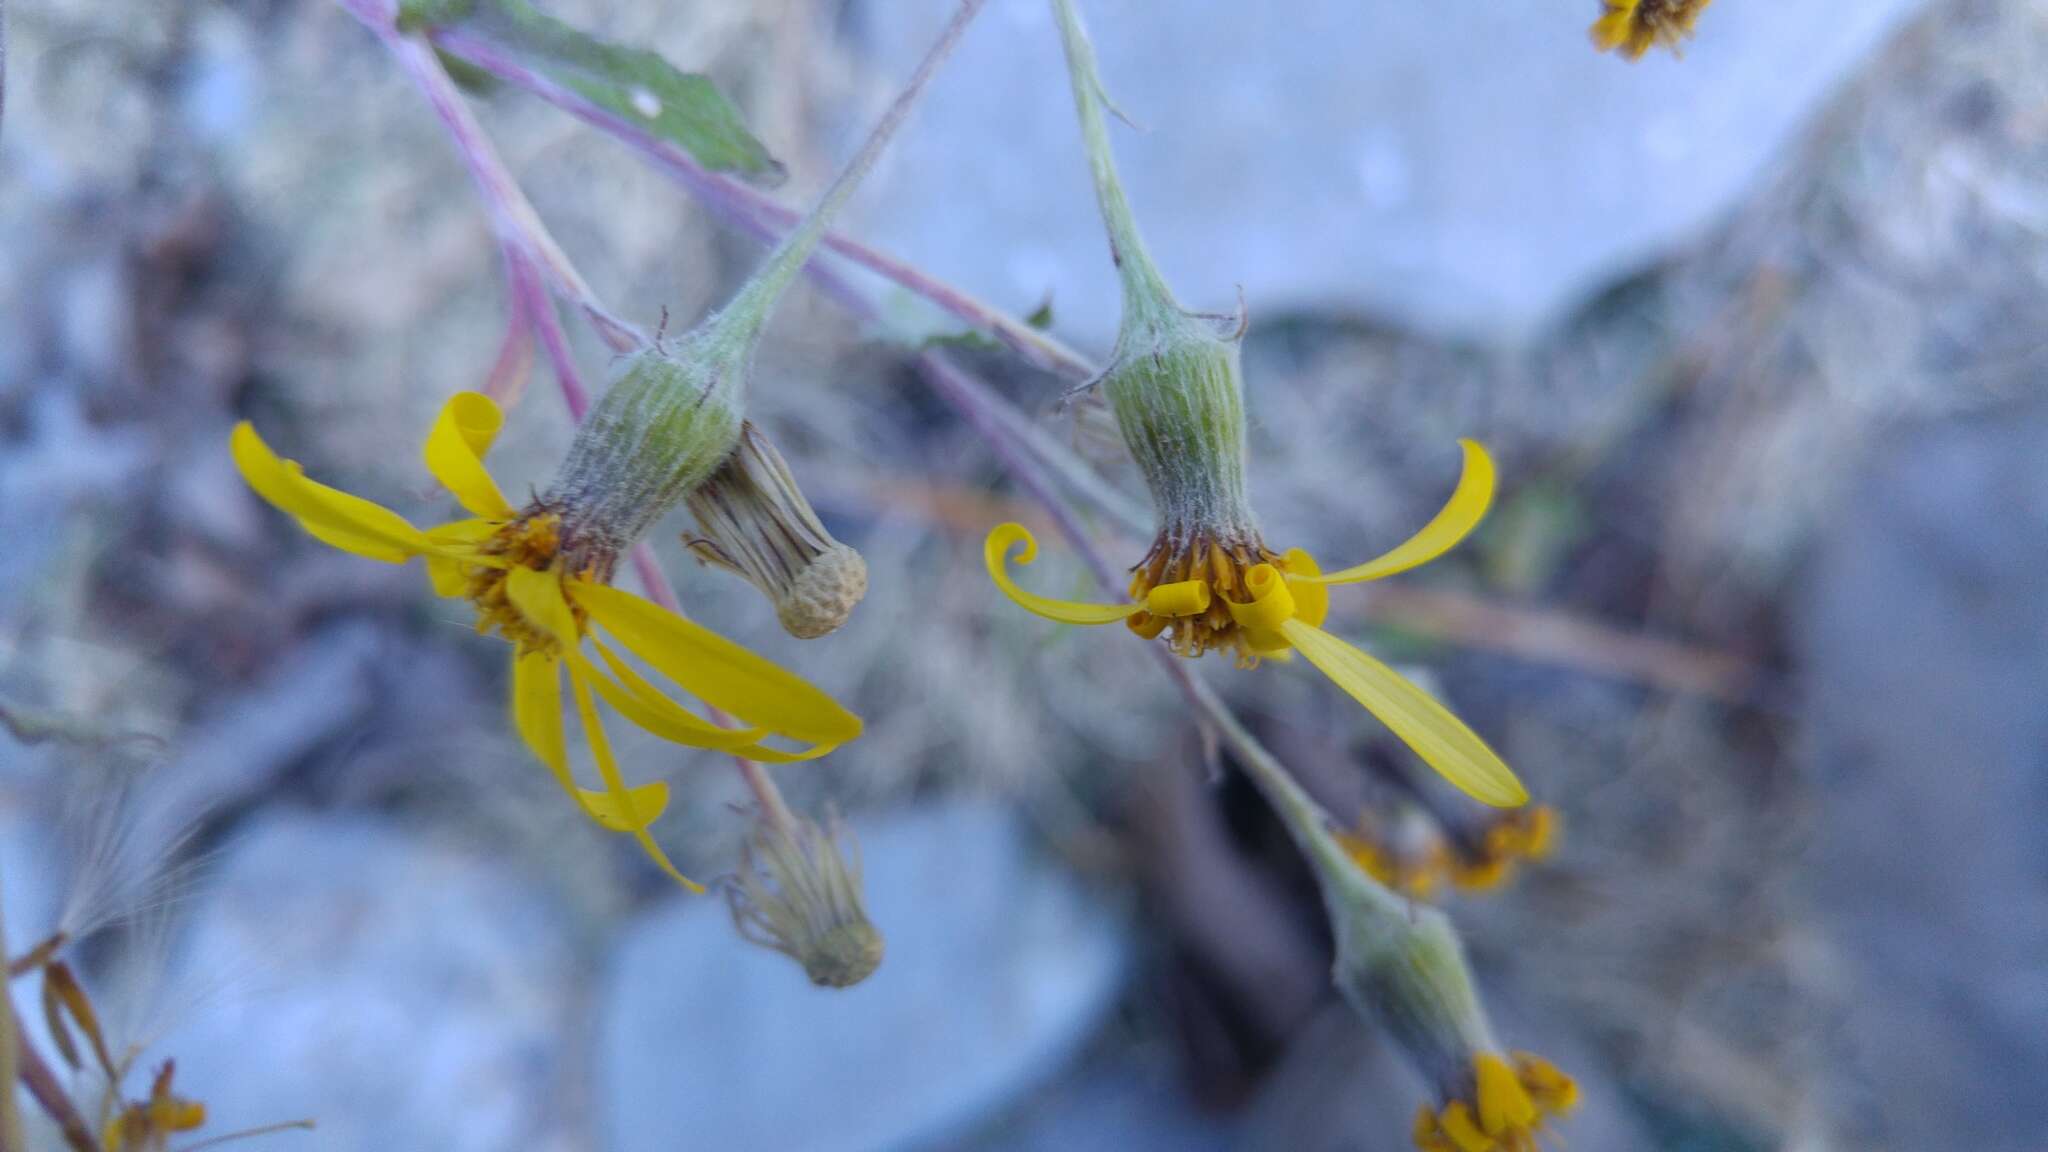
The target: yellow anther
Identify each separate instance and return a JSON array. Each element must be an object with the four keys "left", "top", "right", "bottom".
[
  {"left": 1437, "top": 1101, "right": 1493, "bottom": 1152},
  {"left": 1144, "top": 578, "right": 1213, "bottom": 617},
  {"left": 1475, "top": 1052, "right": 1539, "bottom": 1135},
  {"left": 1223, "top": 563, "right": 1296, "bottom": 631}
]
